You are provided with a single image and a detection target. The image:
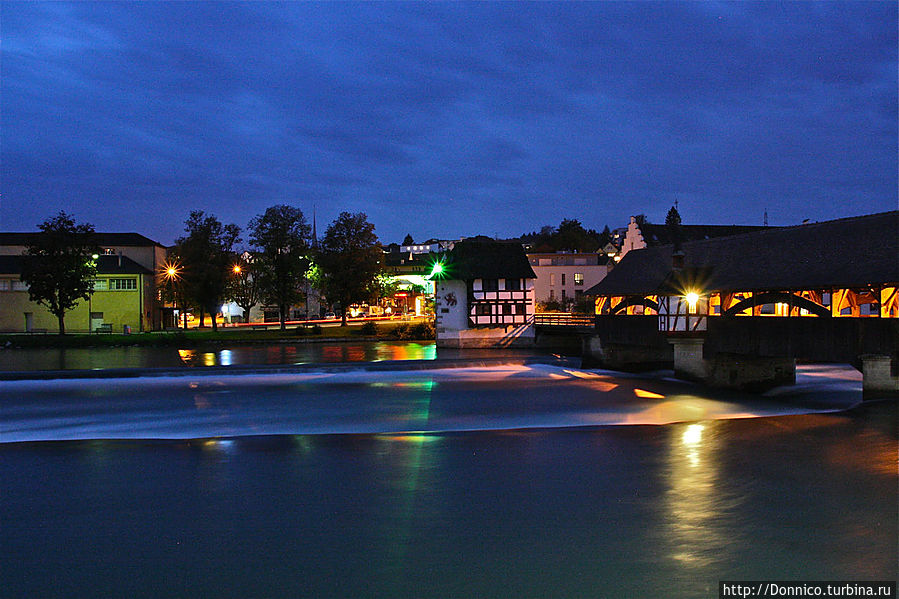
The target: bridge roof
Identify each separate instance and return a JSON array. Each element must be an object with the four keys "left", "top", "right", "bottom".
[{"left": 586, "top": 211, "right": 899, "bottom": 296}]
